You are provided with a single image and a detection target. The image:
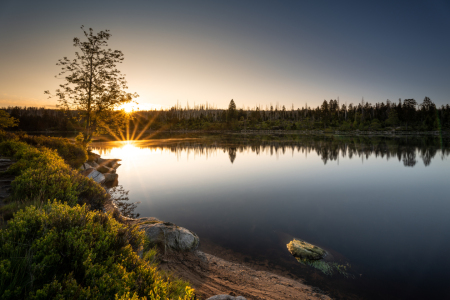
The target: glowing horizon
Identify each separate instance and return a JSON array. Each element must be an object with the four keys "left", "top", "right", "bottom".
[{"left": 1, "top": 1, "right": 449, "bottom": 109}]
